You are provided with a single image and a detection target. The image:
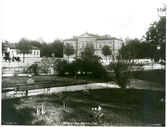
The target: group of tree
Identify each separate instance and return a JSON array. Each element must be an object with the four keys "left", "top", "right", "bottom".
[
  {"left": 28, "top": 44, "right": 108, "bottom": 81},
  {"left": 107, "top": 4, "right": 166, "bottom": 89},
  {"left": 101, "top": 38, "right": 160, "bottom": 61},
  {"left": 107, "top": 39, "right": 141, "bottom": 89},
  {"left": 2, "top": 5, "right": 166, "bottom": 90},
  {"left": 40, "top": 39, "right": 63, "bottom": 58},
  {"left": 2, "top": 38, "right": 63, "bottom": 62},
  {"left": 57, "top": 45, "right": 108, "bottom": 80},
  {"left": 143, "top": 4, "right": 166, "bottom": 61}
]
